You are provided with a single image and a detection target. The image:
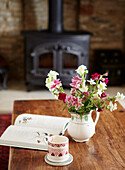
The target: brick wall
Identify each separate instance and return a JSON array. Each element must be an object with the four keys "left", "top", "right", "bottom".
[
  {"left": 79, "top": 0, "right": 125, "bottom": 73},
  {"left": 0, "top": 0, "right": 24, "bottom": 80},
  {"left": 0, "top": 0, "right": 124, "bottom": 80}
]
